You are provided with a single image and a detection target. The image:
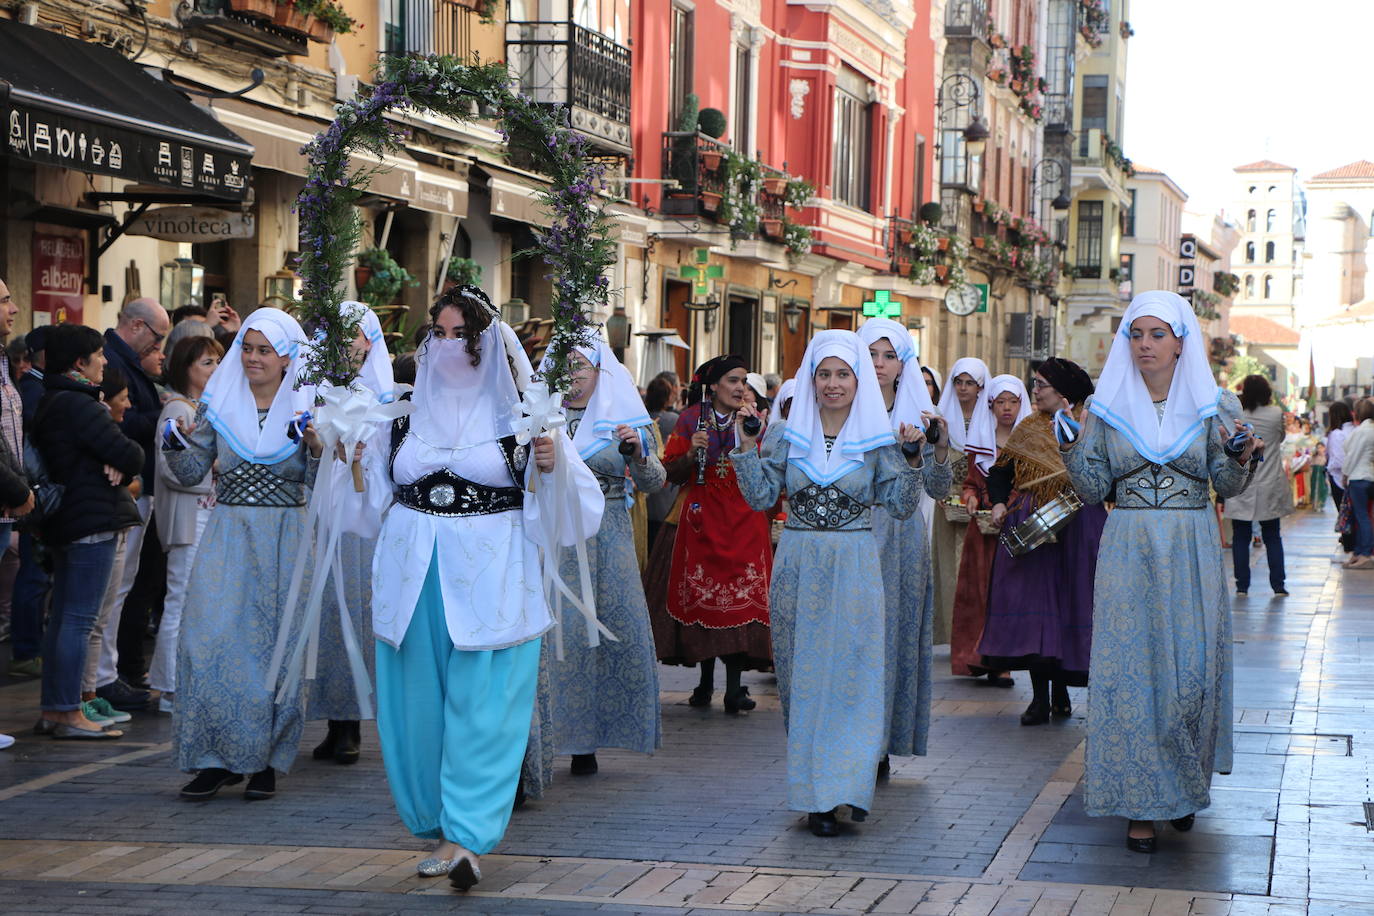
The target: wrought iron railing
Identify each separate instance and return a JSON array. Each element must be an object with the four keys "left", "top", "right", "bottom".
[
  {"left": 660, "top": 131, "right": 730, "bottom": 218},
  {"left": 944, "top": 0, "right": 989, "bottom": 42},
  {"left": 506, "top": 20, "right": 631, "bottom": 154}
]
